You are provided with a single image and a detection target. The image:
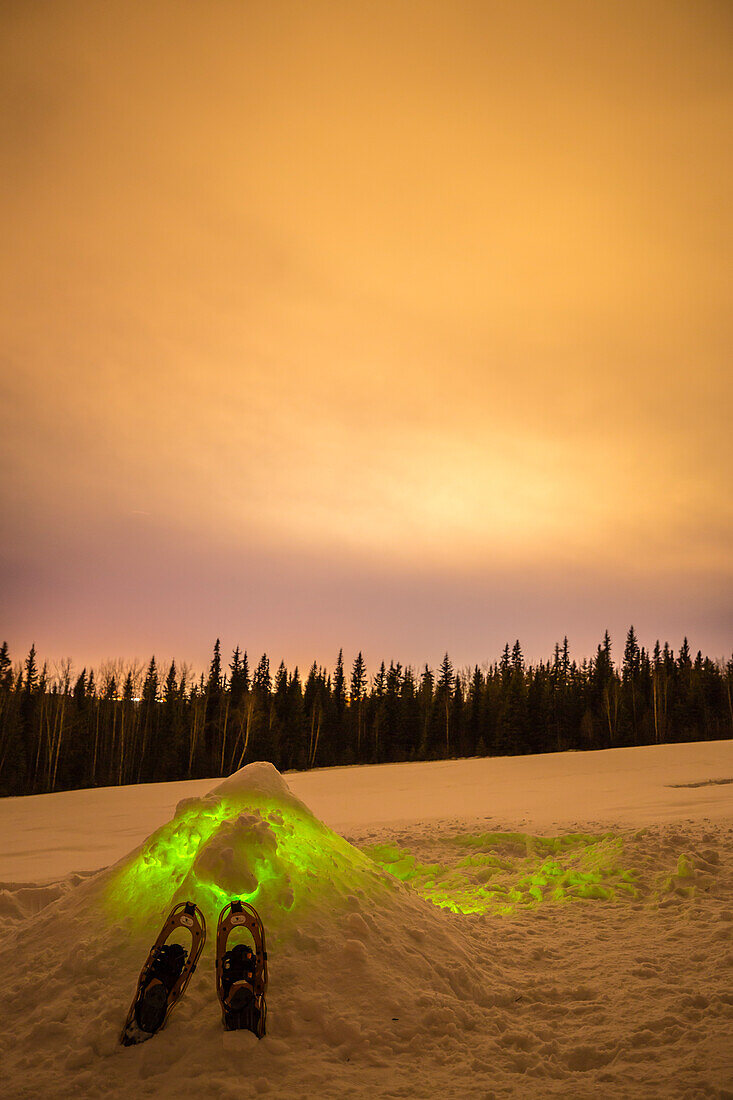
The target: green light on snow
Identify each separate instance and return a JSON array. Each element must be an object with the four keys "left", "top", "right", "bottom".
[
  {"left": 106, "top": 787, "right": 381, "bottom": 928},
  {"left": 365, "top": 831, "right": 640, "bottom": 915},
  {"left": 106, "top": 764, "right": 702, "bottom": 928}
]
